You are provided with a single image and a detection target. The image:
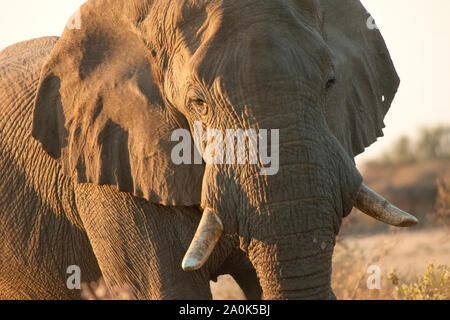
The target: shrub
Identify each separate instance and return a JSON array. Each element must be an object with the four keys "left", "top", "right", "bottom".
[{"left": 388, "top": 264, "right": 449, "bottom": 300}]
